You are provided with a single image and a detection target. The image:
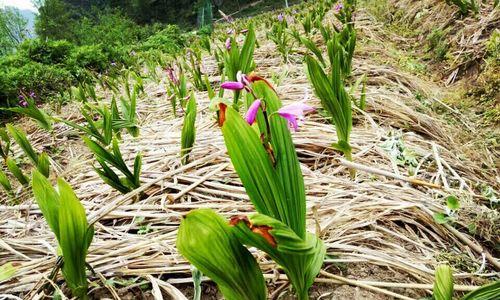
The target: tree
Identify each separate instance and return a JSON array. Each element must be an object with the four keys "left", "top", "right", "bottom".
[
  {"left": 35, "top": 0, "right": 76, "bottom": 41},
  {"left": 0, "top": 7, "right": 29, "bottom": 55}
]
